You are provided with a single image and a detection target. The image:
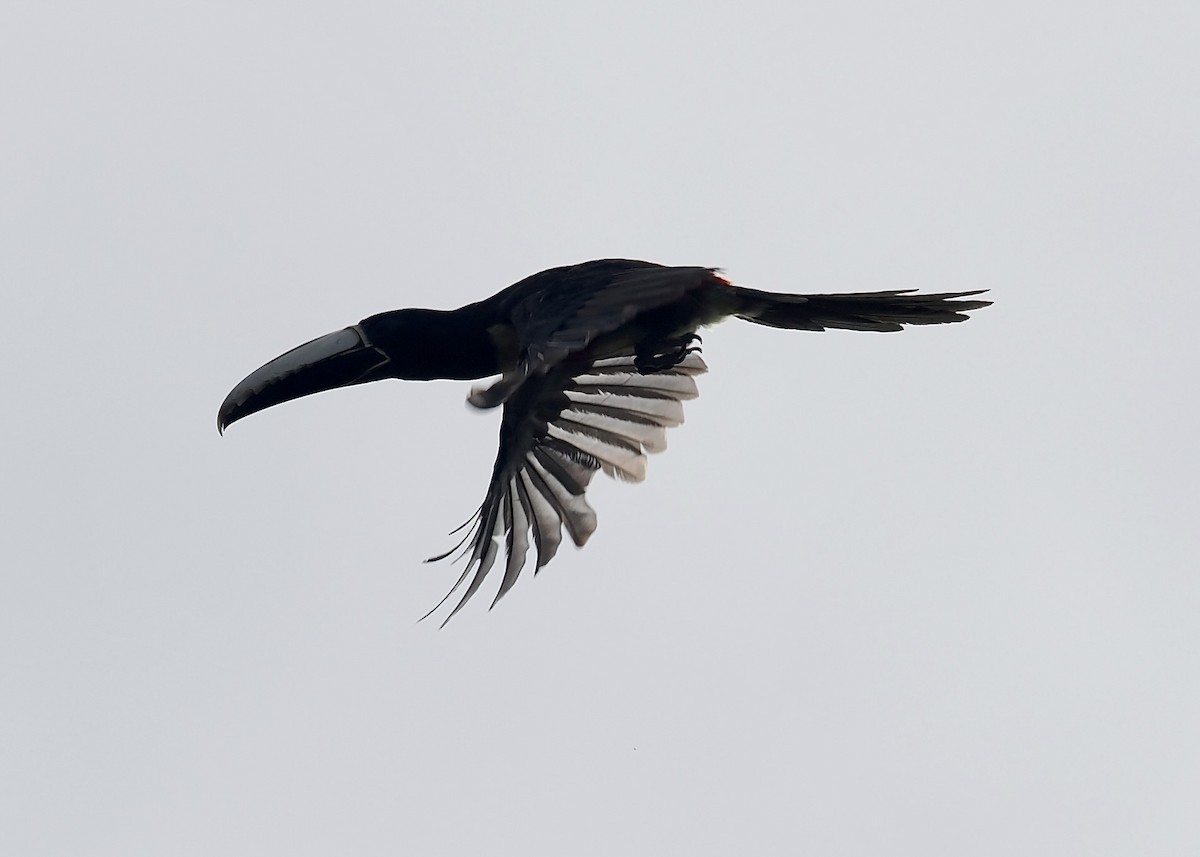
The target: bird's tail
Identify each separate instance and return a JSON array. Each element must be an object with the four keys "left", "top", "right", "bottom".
[{"left": 729, "top": 285, "right": 991, "bottom": 332}]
